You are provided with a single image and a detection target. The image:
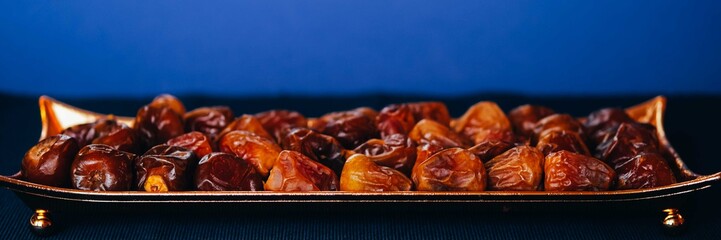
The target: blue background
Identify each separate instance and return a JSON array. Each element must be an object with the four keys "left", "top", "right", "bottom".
[{"left": 1, "top": 1, "right": 720, "bottom": 98}]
